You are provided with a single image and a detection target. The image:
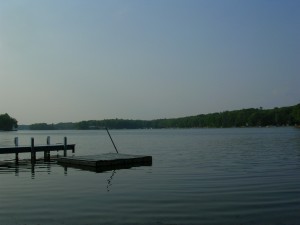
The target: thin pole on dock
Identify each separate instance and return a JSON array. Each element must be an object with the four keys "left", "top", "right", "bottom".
[{"left": 105, "top": 127, "right": 119, "bottom": 153}]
